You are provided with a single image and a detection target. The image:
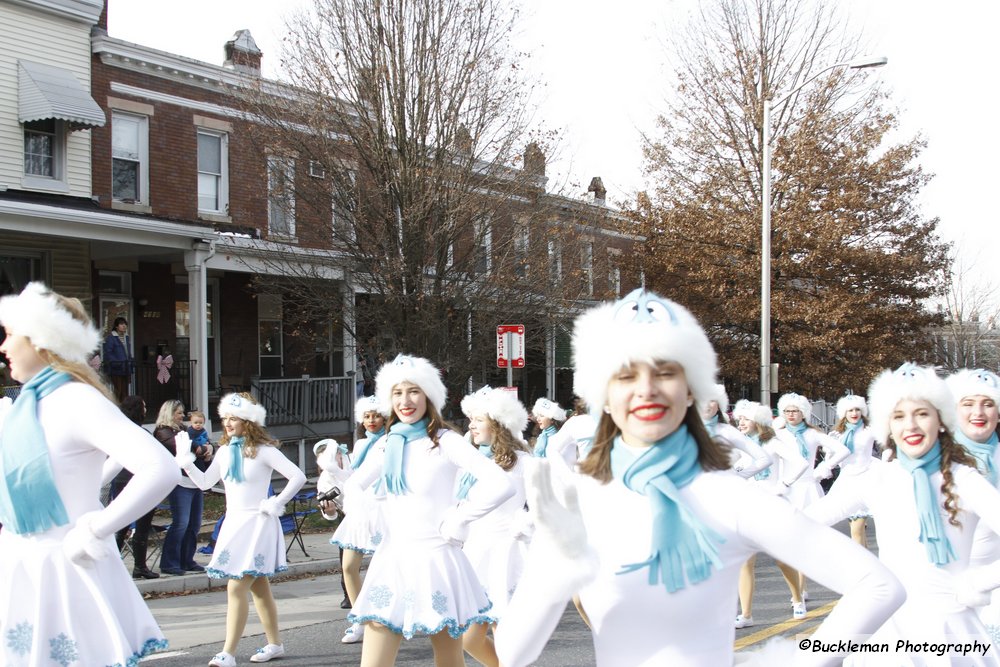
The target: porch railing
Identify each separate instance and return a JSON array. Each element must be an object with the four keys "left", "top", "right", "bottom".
[{"left": 251, "top": 375, "right": 354, "bottom": 427}]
